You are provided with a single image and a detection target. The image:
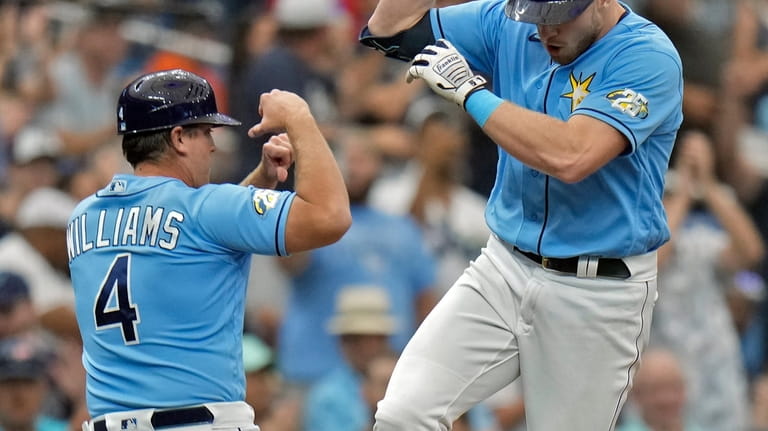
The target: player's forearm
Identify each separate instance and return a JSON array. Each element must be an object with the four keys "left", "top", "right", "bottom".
[
  {"left": 480, "top": 101, "right": 622, "bottom": 183},
  {"left": 367, "top": 0, "right": 434, "bottom": 36},
  {"left": 238, "top": 166, "right": 277, "bottom": 189}
]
